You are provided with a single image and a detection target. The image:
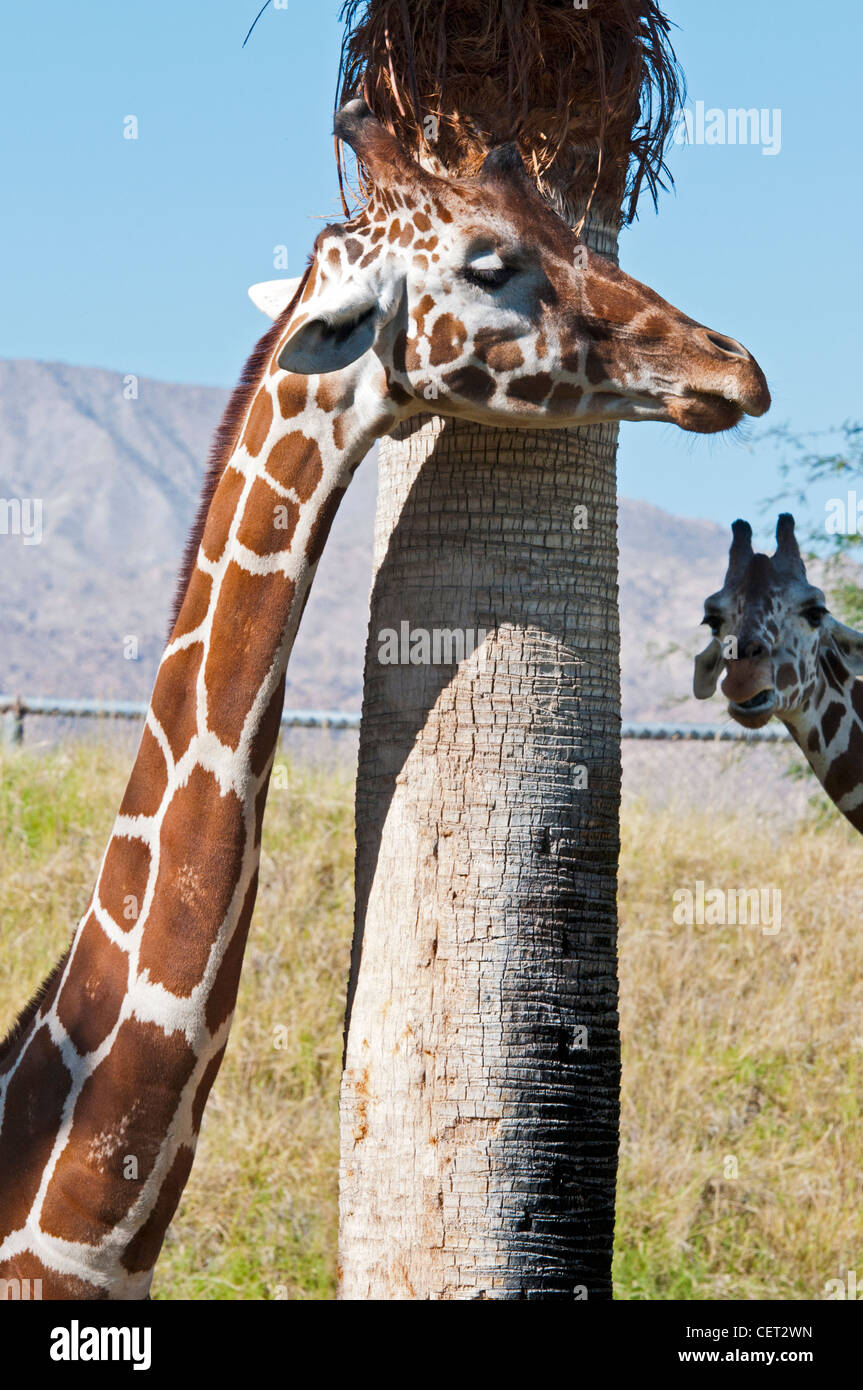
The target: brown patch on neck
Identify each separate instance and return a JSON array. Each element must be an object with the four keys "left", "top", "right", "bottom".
[
  {"left": 192, "top": 1044, "right": 227, "bottom": 1133},
  {"left": 0, "top": 949, "right": 71, "bottom": 1072},
  {"left": 236, "top": 478, "right": 300, "bottom": 555},
  {"left": 98, "top": 834, "right": 152, "bottom": 932},
  {"left": 0, "top": 1025, "right": 74, "bottom": 1243},
  {"left": 40, "top": 1018, "right": 197, "bottom": 1245},
  {"left": 137, "top": 766, "right": 246, "bottom": 996},
  {"left": 166, "top": 269, "right": 311, "bottom": 638},
  {"left": 821, "top": 702, "right": 845, "bottom": 747},
  {"left": 824, "top": 719, "right": 863, "bottom": 806},
  {"left": 205, "top": 872, "right": 260, "bottom": 1035},
  {"left": 170, "top": 567, "right": 212, "bottom": 645},
  {"left": 315, "top": 375, "right": 342, "bottom": 413},
  {"left": 56, "top": 914, "right": 128, "bottom": 1054},
  {"left": 822, "top": 648, "right": 849, "bottom": 695},
  {"left": 243, "top": 388, "right": 274, "bottom": 457},
  {"left": 150, "top": 643, "right": 204, "bottom": 762},
  {"left": 0, "top": 1252, "right": 107, "bottom": 1299},
  {"left": 204, "top": 564, "right": 296, "bottom": 750},
  {"left": 307, "top": 487, "right": 347, "bottom": 566},
  {"left": 267, "top": 434, "right": 324, "bottom": 502},
  {"left": 121, "top": 1144, "right": 196, "bottom": 1274},
  {"left": 278, "top": 377, "right": 308, "bottom": 419}
]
